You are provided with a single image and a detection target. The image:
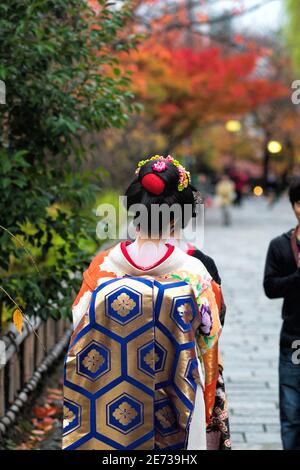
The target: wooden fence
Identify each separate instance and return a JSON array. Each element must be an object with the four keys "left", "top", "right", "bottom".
[{"left": 0, "top": 316, "right": 71, "bottom": 435}]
